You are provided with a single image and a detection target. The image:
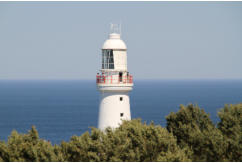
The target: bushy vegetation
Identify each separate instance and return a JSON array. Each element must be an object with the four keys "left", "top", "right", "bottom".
[
  {"left": 217, "top": 104, "right": 242, "bottom": 161},
  {"left": 0, "top": 104, "right": 241, "bottom": 162},
  {"left": 166, "top": 104, "right": 226, "bottom": 161}
]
